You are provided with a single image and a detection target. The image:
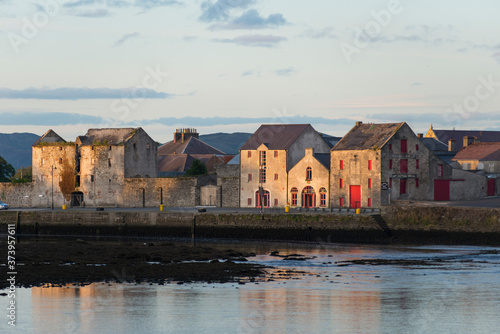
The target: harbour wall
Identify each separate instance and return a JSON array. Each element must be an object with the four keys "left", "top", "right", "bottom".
[{"left": 1, "top": 206, "right": 500, "bottom": 245}]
